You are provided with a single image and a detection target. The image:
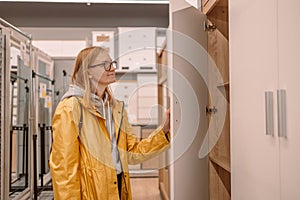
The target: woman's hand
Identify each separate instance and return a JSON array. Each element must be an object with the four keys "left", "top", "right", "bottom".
[{"left": 162, "top": 109, "right": 170, "bottom": 133}]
